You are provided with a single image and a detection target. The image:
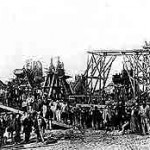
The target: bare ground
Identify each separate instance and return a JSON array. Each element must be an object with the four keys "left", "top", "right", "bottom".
[{"left": 2, "top": 130, "right": 150, "bottom": 150}]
